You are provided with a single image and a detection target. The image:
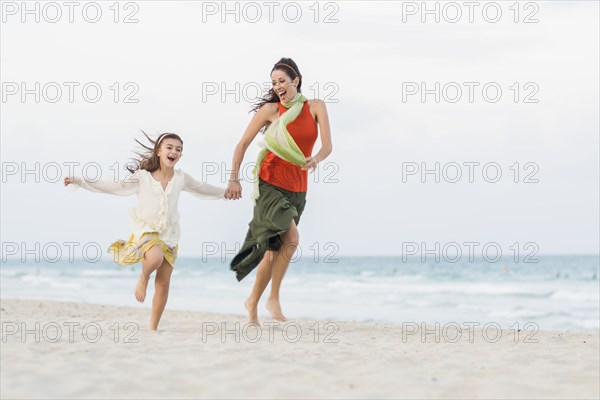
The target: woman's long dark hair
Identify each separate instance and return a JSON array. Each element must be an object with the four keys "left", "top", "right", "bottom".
[
  {"left": 127, "top": 131, "right": 183, "bottom": 173},
  {"left": 251, "top": 57, "right": 303, "bottom": 113}
]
